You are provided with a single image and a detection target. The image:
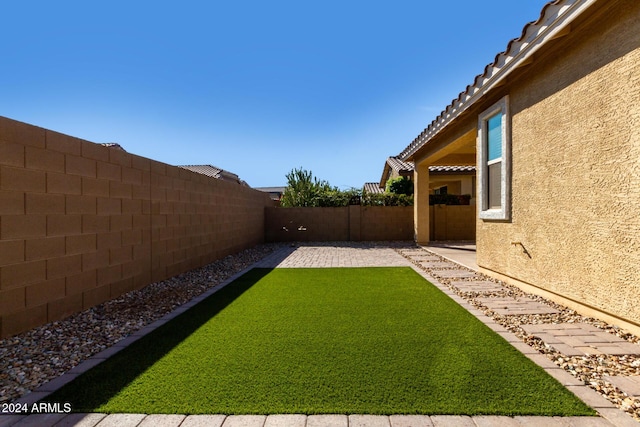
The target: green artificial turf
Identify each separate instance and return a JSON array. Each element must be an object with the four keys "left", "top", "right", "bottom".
[{"left": 47, "top": 267, "right": 595, "bottom": 415}]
